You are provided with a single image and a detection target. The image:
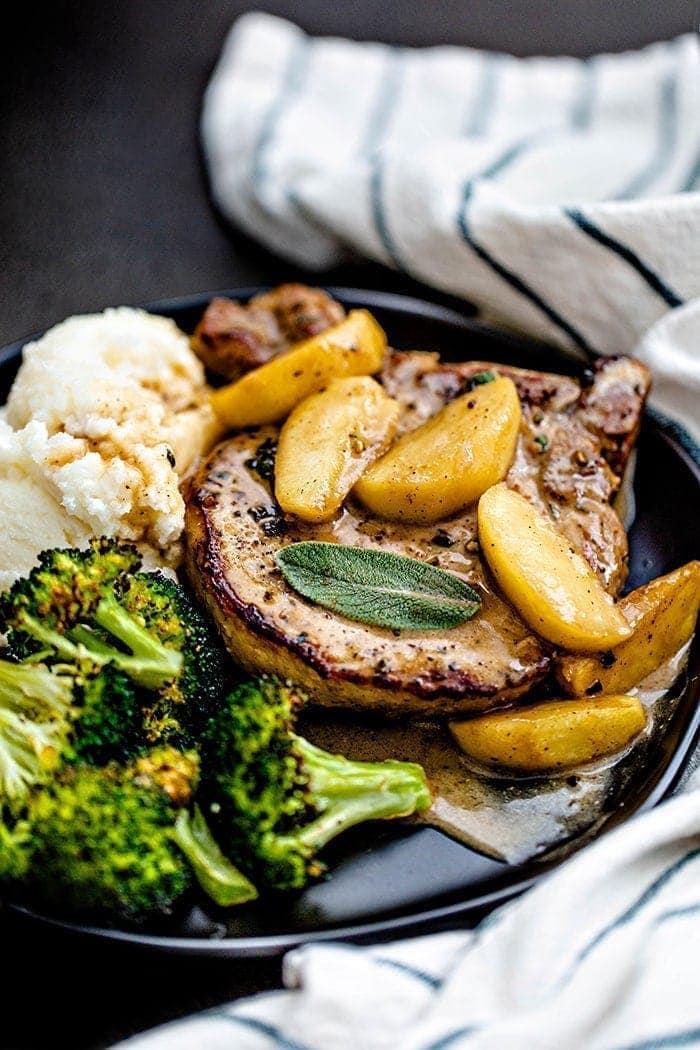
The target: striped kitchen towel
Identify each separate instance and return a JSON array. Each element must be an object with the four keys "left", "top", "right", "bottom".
[
  {"left": 120, "top": 767, "right": 700, "bottom": 1050},
  {"left": 202, "top": 14, "right": 700, "bottom": 439}
]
